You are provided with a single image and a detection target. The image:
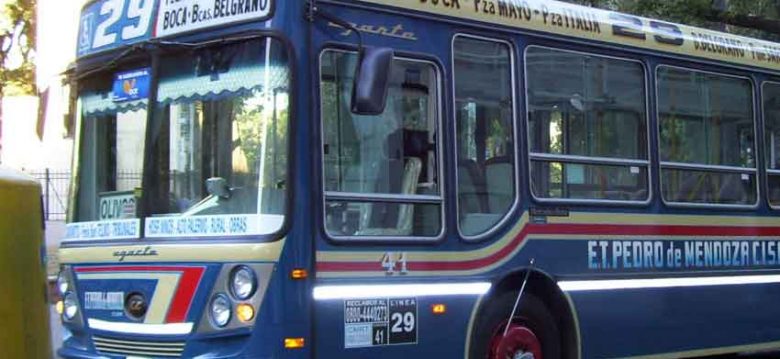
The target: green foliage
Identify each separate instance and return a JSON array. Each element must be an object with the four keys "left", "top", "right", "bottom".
[
  {"left": 562, "top": 0, "right": 780, "bottom": 40},
  {"left": 728, "top": 0, "right": 779, "bottom": 19},
  {"left": 719, "top": 0, "right": 780, "bottom": 40},
  {"left": 563, "top": 0, "right": 713, "bottom": 25},
  {"left": 0, "top": 0, "right": 36, "bottom": 96},
  {"left": 233, "top": 90, "right": 289, "bottom": 185},
  {"left": 620, "top": 0, "right": 712, "bottom": 26}
]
